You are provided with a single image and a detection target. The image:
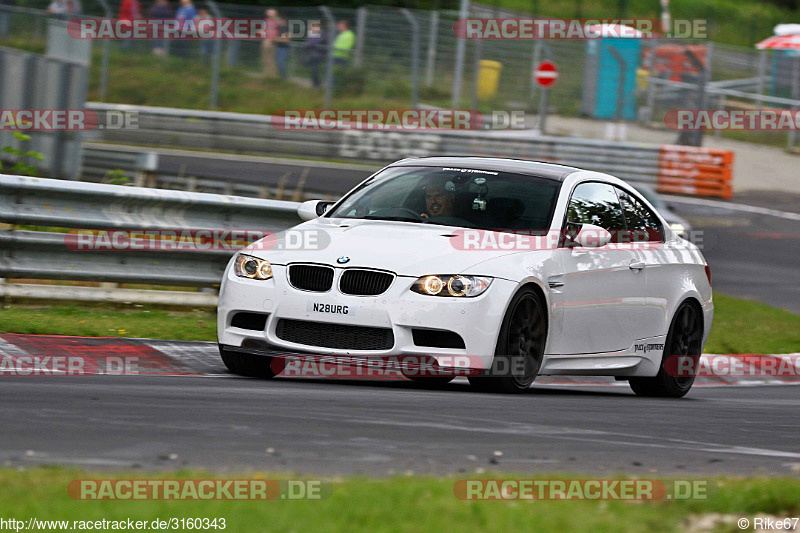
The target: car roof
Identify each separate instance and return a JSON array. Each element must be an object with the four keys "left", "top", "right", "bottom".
[{"left": 388, "top": 157, "right": 582, "bottom": 182}]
